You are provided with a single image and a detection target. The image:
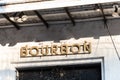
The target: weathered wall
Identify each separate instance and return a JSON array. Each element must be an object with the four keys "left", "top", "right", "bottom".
[{"left": 0, "top": 18, "right": 120, "bottom": 80}]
